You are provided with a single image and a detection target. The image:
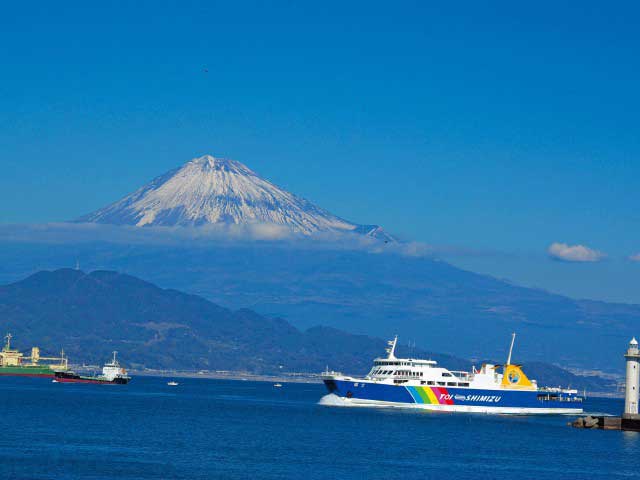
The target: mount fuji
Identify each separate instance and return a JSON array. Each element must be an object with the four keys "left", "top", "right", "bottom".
[{"left": 77, "top": 155, "right": 394, "bottom": 241}]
